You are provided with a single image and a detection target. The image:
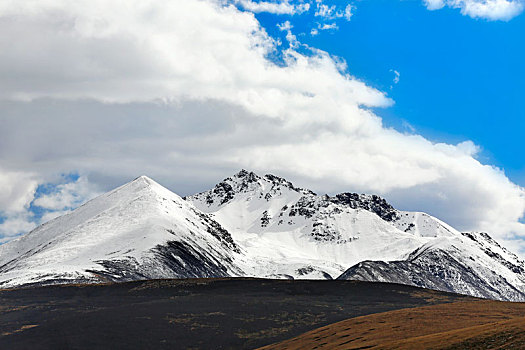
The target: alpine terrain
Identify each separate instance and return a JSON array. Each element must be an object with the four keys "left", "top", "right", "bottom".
[
  {"left": 0, "top": 176, "right": 242, "bottom": 288},
  {"left": 1, "top": 170, "right": 524, "bottom": 301}
]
